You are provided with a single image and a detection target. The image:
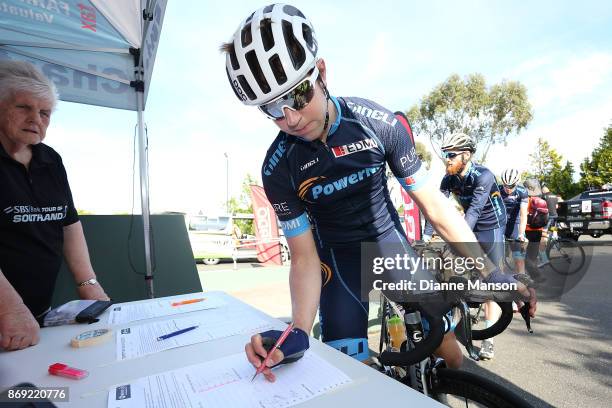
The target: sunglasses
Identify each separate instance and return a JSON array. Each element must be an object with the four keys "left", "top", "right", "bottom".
[
  {"left": 503, "top": 184, "right": 517, "bottom": 189},
  {"left": 442, "top": 151, "right": 464, "bottom": 159},
  {"left": 258, "top": 66, "right": 319, "bottom": 120}
]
